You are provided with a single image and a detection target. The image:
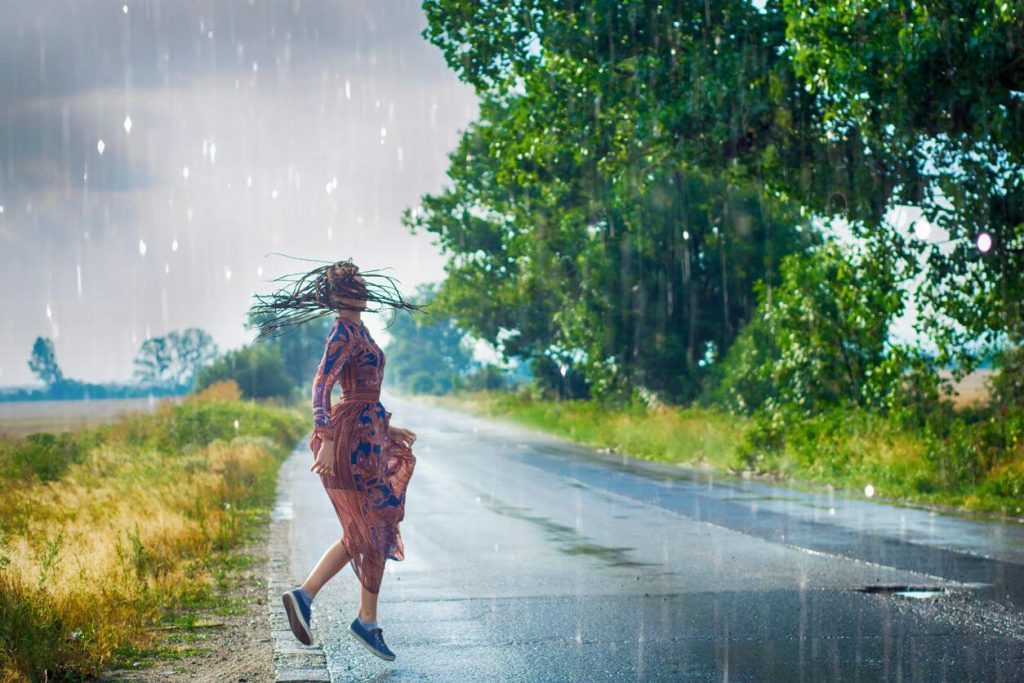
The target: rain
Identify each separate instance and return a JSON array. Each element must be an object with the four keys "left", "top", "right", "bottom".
[{"left": 1, "top": 1, "right": 1023, "bottom": 682}]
